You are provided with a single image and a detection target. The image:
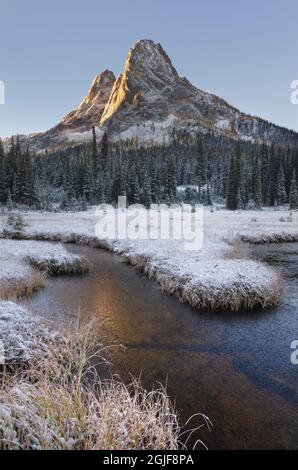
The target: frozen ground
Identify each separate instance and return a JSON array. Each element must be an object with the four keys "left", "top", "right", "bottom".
[{"left": 1, "top": 207, "right": 293, "bottom": 310}]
